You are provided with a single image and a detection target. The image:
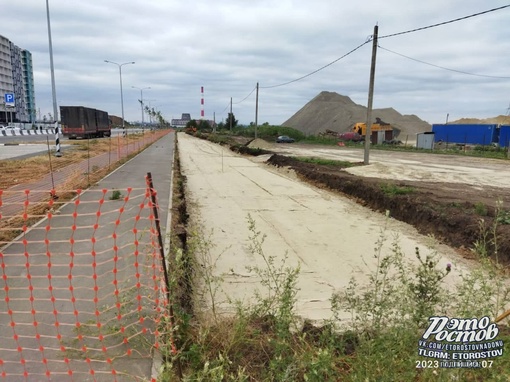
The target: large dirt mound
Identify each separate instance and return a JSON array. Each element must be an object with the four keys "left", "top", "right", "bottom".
[
  {"left": 450, "top": 115, "right": 510, "bottom": 125},
  {"left": 283, "top": 91, "right": 431, "bottom": 139}
]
